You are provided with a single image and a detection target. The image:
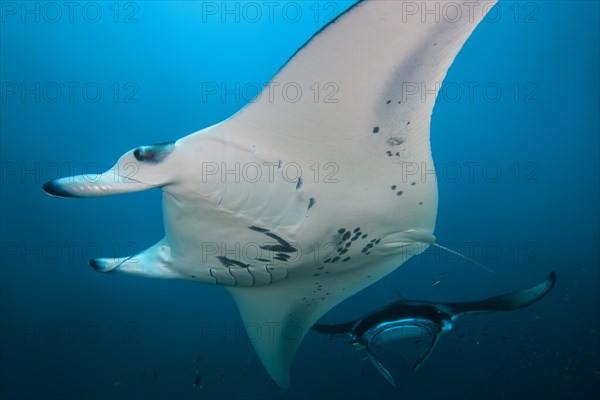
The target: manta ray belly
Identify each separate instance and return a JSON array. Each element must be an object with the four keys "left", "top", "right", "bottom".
[
  {"left": 154, "top": 134, "right": 316, "bottom": 286},
  {"left": 364, "top": 319, "right": 438, "bottom": 348}
]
